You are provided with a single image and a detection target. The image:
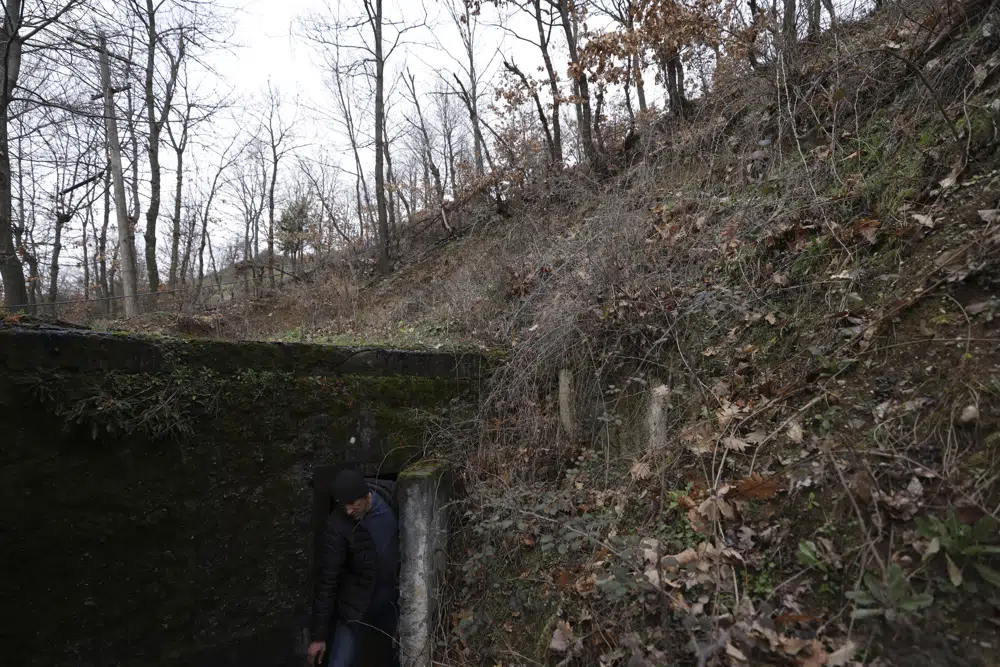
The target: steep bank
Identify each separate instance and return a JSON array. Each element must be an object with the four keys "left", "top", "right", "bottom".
[{"left": 83, "top": 2, "right": 1000, "bottom": 664}]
